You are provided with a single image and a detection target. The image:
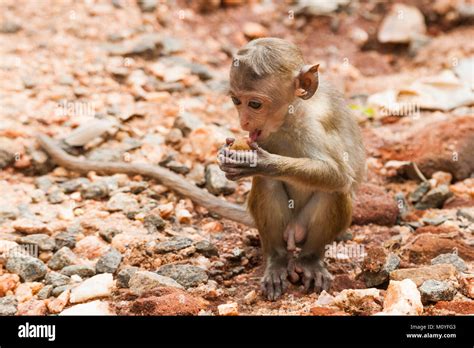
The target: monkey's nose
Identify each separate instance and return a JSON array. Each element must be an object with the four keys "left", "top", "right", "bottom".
[{"left": 241, "top": 122, "right": 251, "bottom": 131}]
